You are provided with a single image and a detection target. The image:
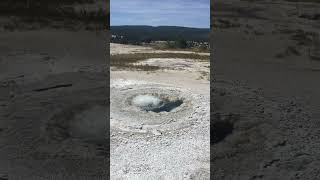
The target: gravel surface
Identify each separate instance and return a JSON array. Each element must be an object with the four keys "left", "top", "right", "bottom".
[
  {"left": 0, "top": 30, "right": 108, "bottom": 179},
  {"left": 211, "top": 0, "right": 320, "bottom": 179},
  {"left": 110, "top": 44, "right": 210, "bottom": 179}
]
